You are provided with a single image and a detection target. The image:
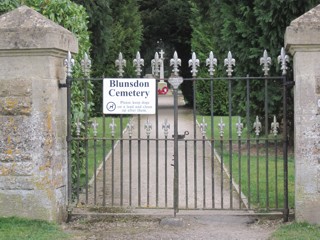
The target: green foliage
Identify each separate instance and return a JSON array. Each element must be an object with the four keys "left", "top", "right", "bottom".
[
  {"left": 0, "top": 0, "right": 19, "bottom": 15},
  {"left": 0, "top": 217, "right": 69, "bottom": 240}
]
